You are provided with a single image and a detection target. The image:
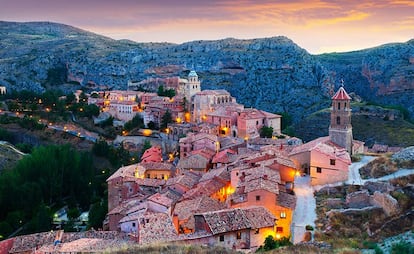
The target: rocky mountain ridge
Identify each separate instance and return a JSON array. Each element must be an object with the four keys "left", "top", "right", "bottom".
[{"left": 1, "top": 21, "right": 413, "bottom": 124}]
